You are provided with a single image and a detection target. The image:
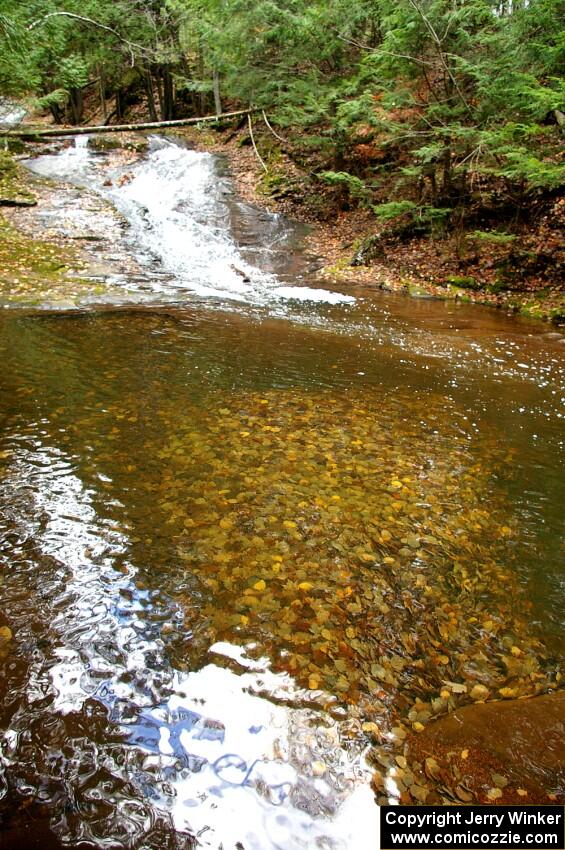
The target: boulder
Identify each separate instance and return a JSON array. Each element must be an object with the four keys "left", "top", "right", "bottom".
[{"left": 410, "top": 690, "right": 565, "bottom": 798}]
